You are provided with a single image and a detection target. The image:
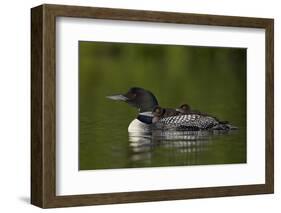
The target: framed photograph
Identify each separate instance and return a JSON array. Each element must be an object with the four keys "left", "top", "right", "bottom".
[{"left": 31, "top": 4, "right": 274, "bottom": 208}]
